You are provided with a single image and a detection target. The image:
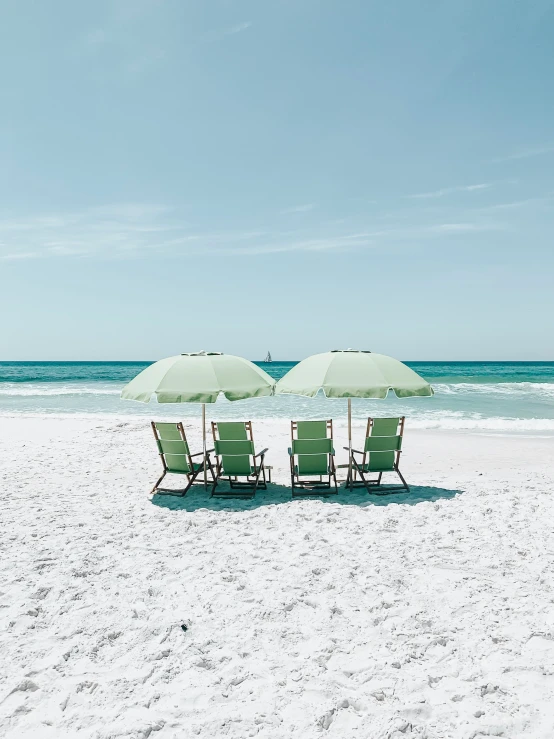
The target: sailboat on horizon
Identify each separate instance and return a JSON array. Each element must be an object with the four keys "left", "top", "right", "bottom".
[{"left": 265, "top": 351, "right": 272, "bottom": 363}]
